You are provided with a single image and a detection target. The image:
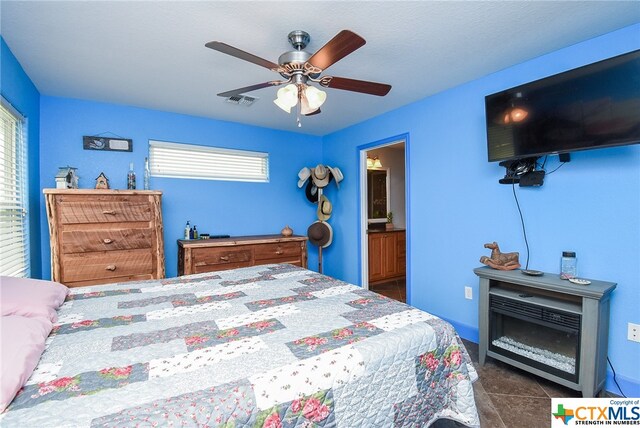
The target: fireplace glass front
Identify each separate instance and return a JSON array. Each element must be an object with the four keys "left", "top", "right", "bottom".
[{"left": 489, "top": 289, "right": 581, "bottom": 383}]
